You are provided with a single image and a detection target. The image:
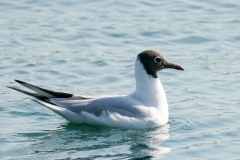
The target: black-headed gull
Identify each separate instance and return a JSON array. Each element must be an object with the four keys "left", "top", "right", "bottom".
[{"left": 9, "top": 50, "right": 184, "bottom": 129}]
